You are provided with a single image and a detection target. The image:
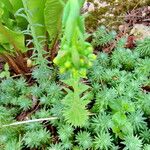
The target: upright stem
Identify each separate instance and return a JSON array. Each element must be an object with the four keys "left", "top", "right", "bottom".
[{"left": 72, "top": 76, "right": 80, "bottom": 101}]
